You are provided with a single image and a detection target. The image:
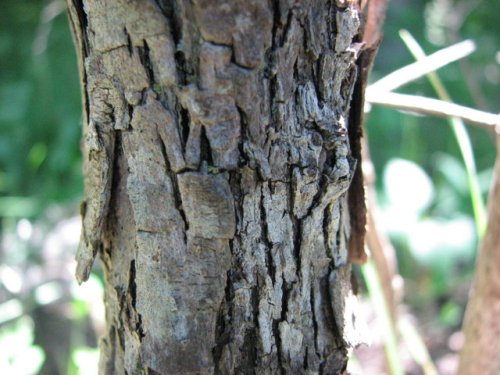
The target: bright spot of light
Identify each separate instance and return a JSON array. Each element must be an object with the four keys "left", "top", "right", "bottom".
[
  {"left": 384, "top": 158, "right": 434, "bottom": 215},
  {"left": 73, "top": 347, "right": 100, "bottom": 375},
  {"left": 407, "top": 216, "right": 475, "bottom": 264},
  {"left": 0, "top": 298, "right": 23, "bottom": 324},
  {"left": 34, "top": 281, "right": 63, "bottom": 305},
  {"left": 16, "top": 219, "right": 33, "bottom": 241},
  {"left": 0, "top": 265, "right": 23, "bottom": 294}
]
